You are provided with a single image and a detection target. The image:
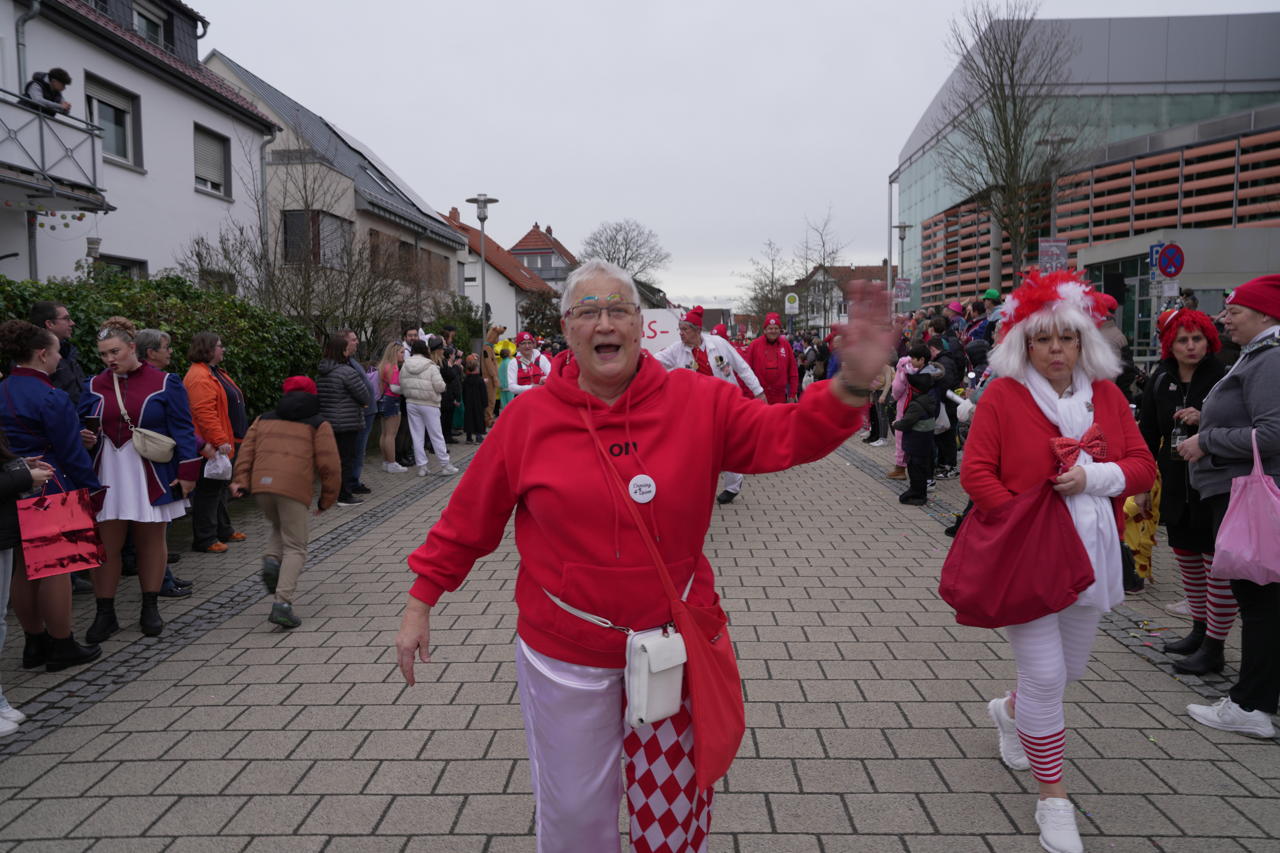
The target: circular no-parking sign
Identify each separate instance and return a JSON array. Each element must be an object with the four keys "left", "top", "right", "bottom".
[{"left": 1157, "top": 243, "right": 1185, "bottom": 279}]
